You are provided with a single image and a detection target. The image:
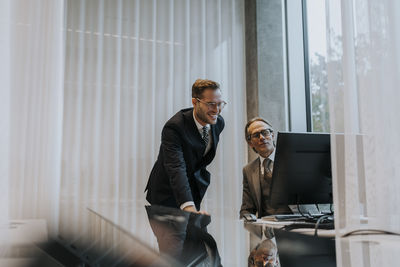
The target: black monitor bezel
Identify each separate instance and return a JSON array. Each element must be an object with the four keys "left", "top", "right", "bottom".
[{"left": 269, "top": 132, "right": 333, "bottom": 207}]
